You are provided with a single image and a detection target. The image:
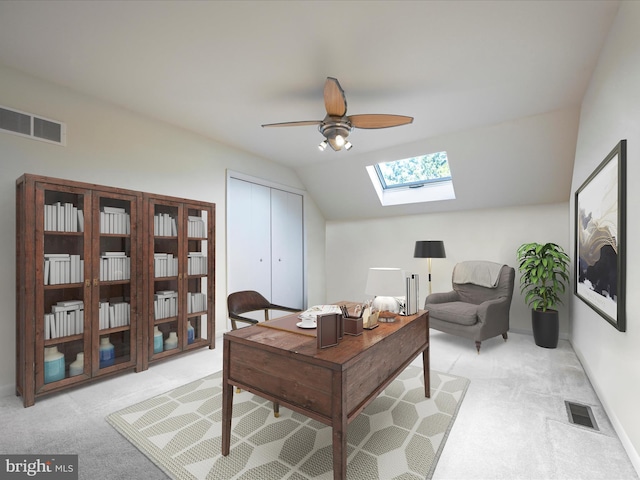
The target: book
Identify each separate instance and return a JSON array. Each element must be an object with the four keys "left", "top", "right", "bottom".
[
  {"left": 103, "top": 206, "right": 126, "bottom": 214},
  {"left": 77, "top": 209, "right": 84, "bottom": 232}
]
